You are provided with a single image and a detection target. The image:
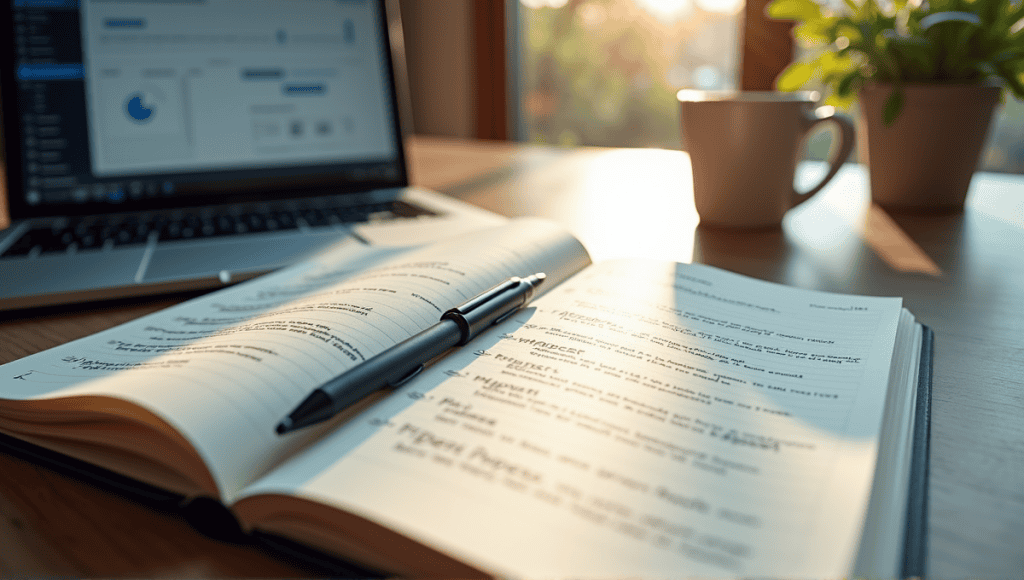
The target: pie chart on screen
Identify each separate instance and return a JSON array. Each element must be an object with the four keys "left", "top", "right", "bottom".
[{"left": 123, "top": 91, "right": 157, "bottom": 124}]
